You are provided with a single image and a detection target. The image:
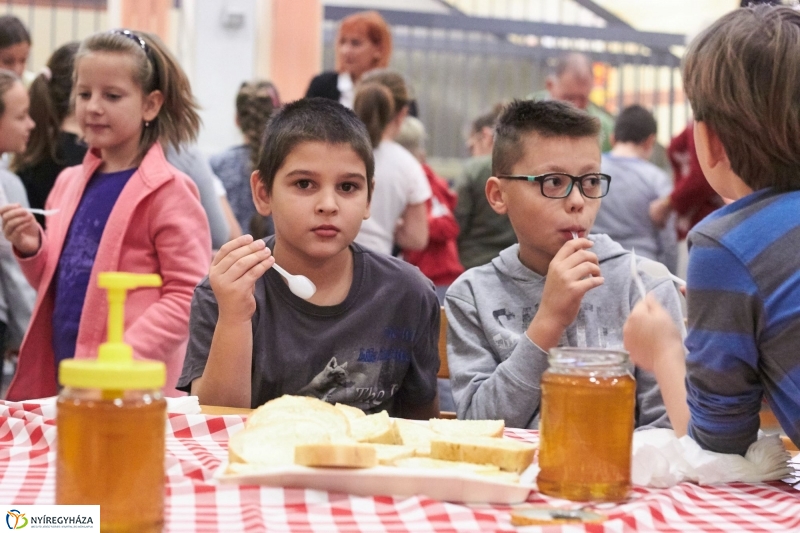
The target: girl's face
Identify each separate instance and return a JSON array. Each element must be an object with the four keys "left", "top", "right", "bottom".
[
  {"left": 74, "top": 51, "right": 162, "bottom": 168},
  {"left": 0, "top": 80, "right": 34, "bottom": 154},
  {"left": 0, "top": 42, "right": 30, "bottom": 77}
]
